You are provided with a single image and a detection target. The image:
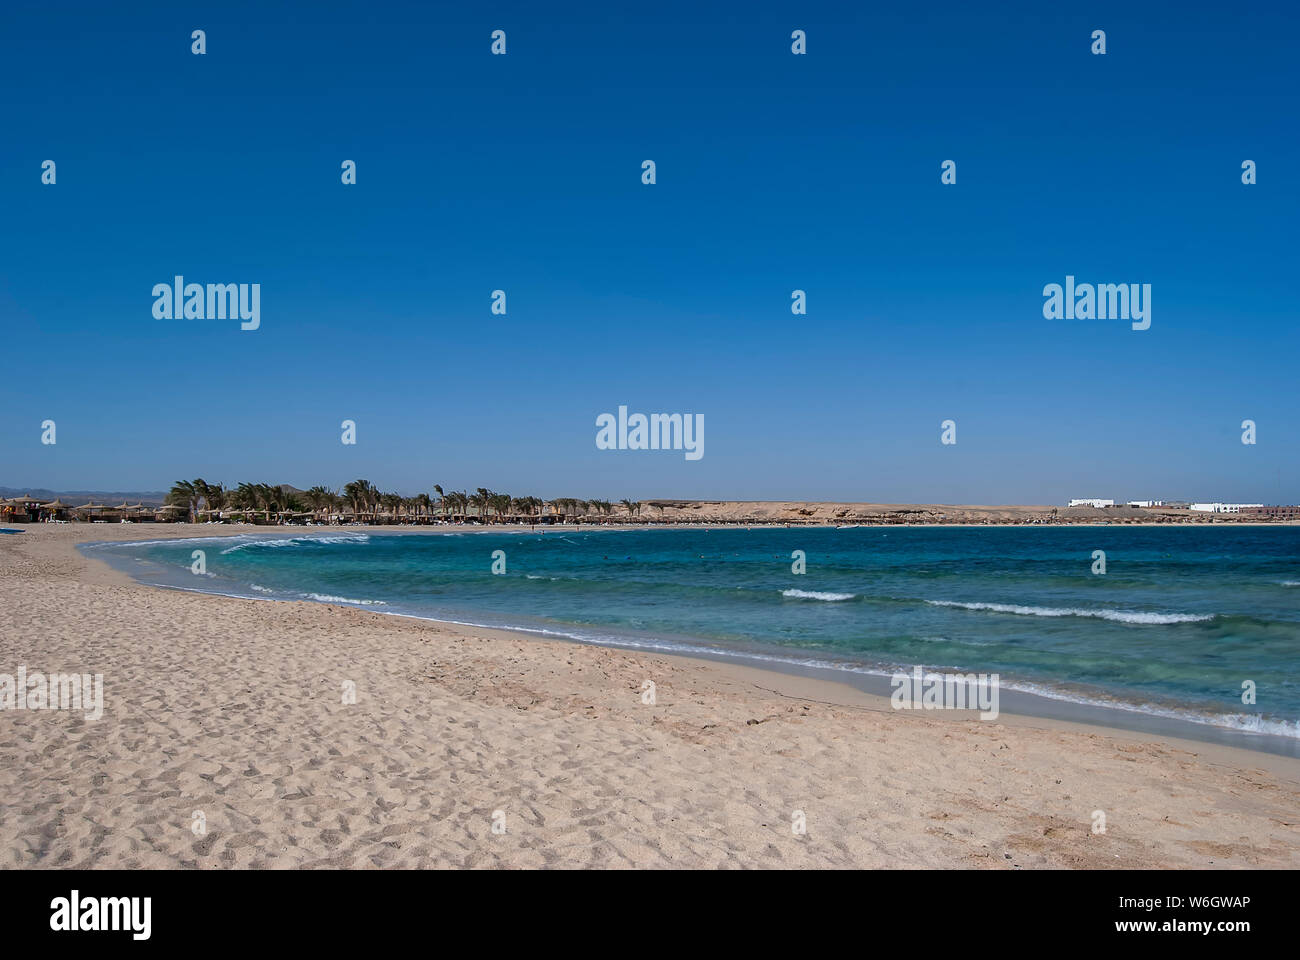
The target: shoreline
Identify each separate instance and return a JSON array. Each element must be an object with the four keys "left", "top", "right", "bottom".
[
  {"left": 78, "top": 524, "right": 1300, "bottom": 761},
  {"left": 34, "top": 518, "right": 1300, "bottom": 530},
  {"left": 4, "top": 523, "right": 1299, "bottom": 868}
]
